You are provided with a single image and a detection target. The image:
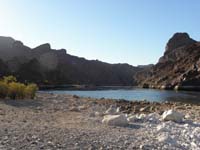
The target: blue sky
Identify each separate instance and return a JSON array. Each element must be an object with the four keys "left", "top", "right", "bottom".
[{"left": 0, "top": 0, "right": 200, "bottom": 66}]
